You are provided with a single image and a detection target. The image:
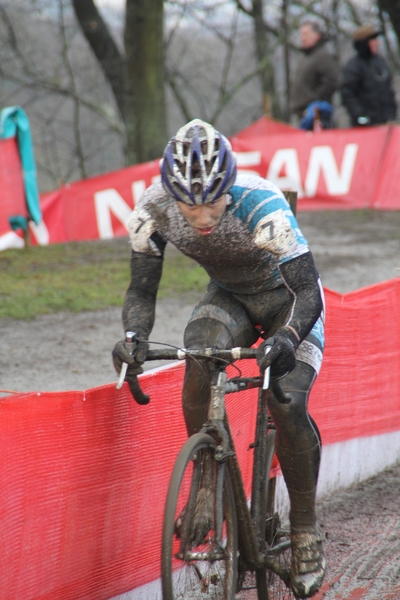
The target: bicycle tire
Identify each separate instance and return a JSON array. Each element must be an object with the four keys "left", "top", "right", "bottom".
[
  {"left": 258, "top": 429, "right": 296, "bottom": 600},
  {"left": 162, "top": 432, "right": 238, "bottom": 600}
]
